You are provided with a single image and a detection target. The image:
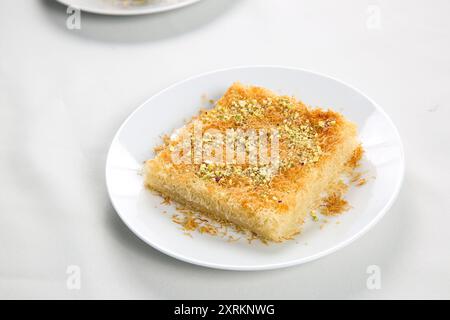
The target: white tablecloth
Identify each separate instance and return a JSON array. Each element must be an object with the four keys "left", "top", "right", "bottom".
[{"left": 1, "top": 0, "right": 449, "bottom": 299}]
